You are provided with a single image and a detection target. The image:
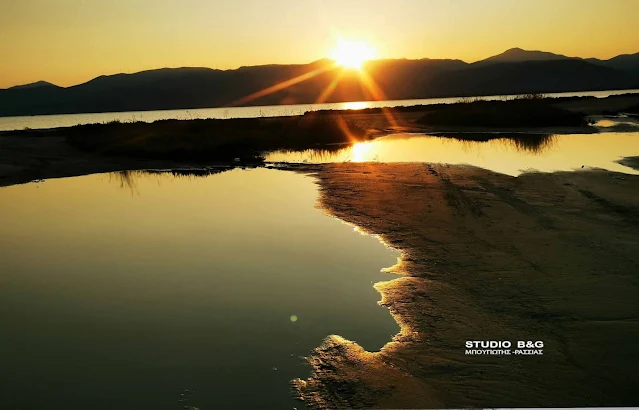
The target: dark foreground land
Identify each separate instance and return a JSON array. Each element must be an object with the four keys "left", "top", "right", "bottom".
[{"left": 292, "top": 163, "right": 639, "bottom": 408}]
